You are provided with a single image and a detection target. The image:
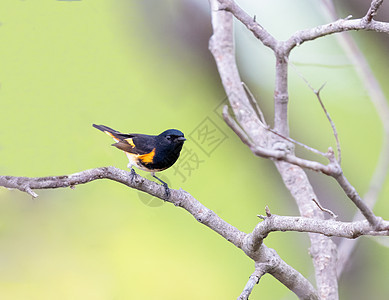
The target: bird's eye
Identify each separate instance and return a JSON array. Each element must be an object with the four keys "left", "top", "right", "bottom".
[{"left": 166, "top": 135, "right": 172, "bottom": 140}]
